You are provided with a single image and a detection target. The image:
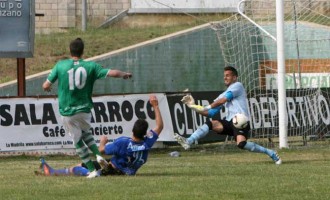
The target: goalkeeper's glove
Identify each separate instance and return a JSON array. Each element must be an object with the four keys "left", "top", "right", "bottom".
[
  {"left": 181, "top": 94, "right": 195, "bottom": 106},
  {"left": 189, "top": 104, "right": 212, "bottom": 112}
]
